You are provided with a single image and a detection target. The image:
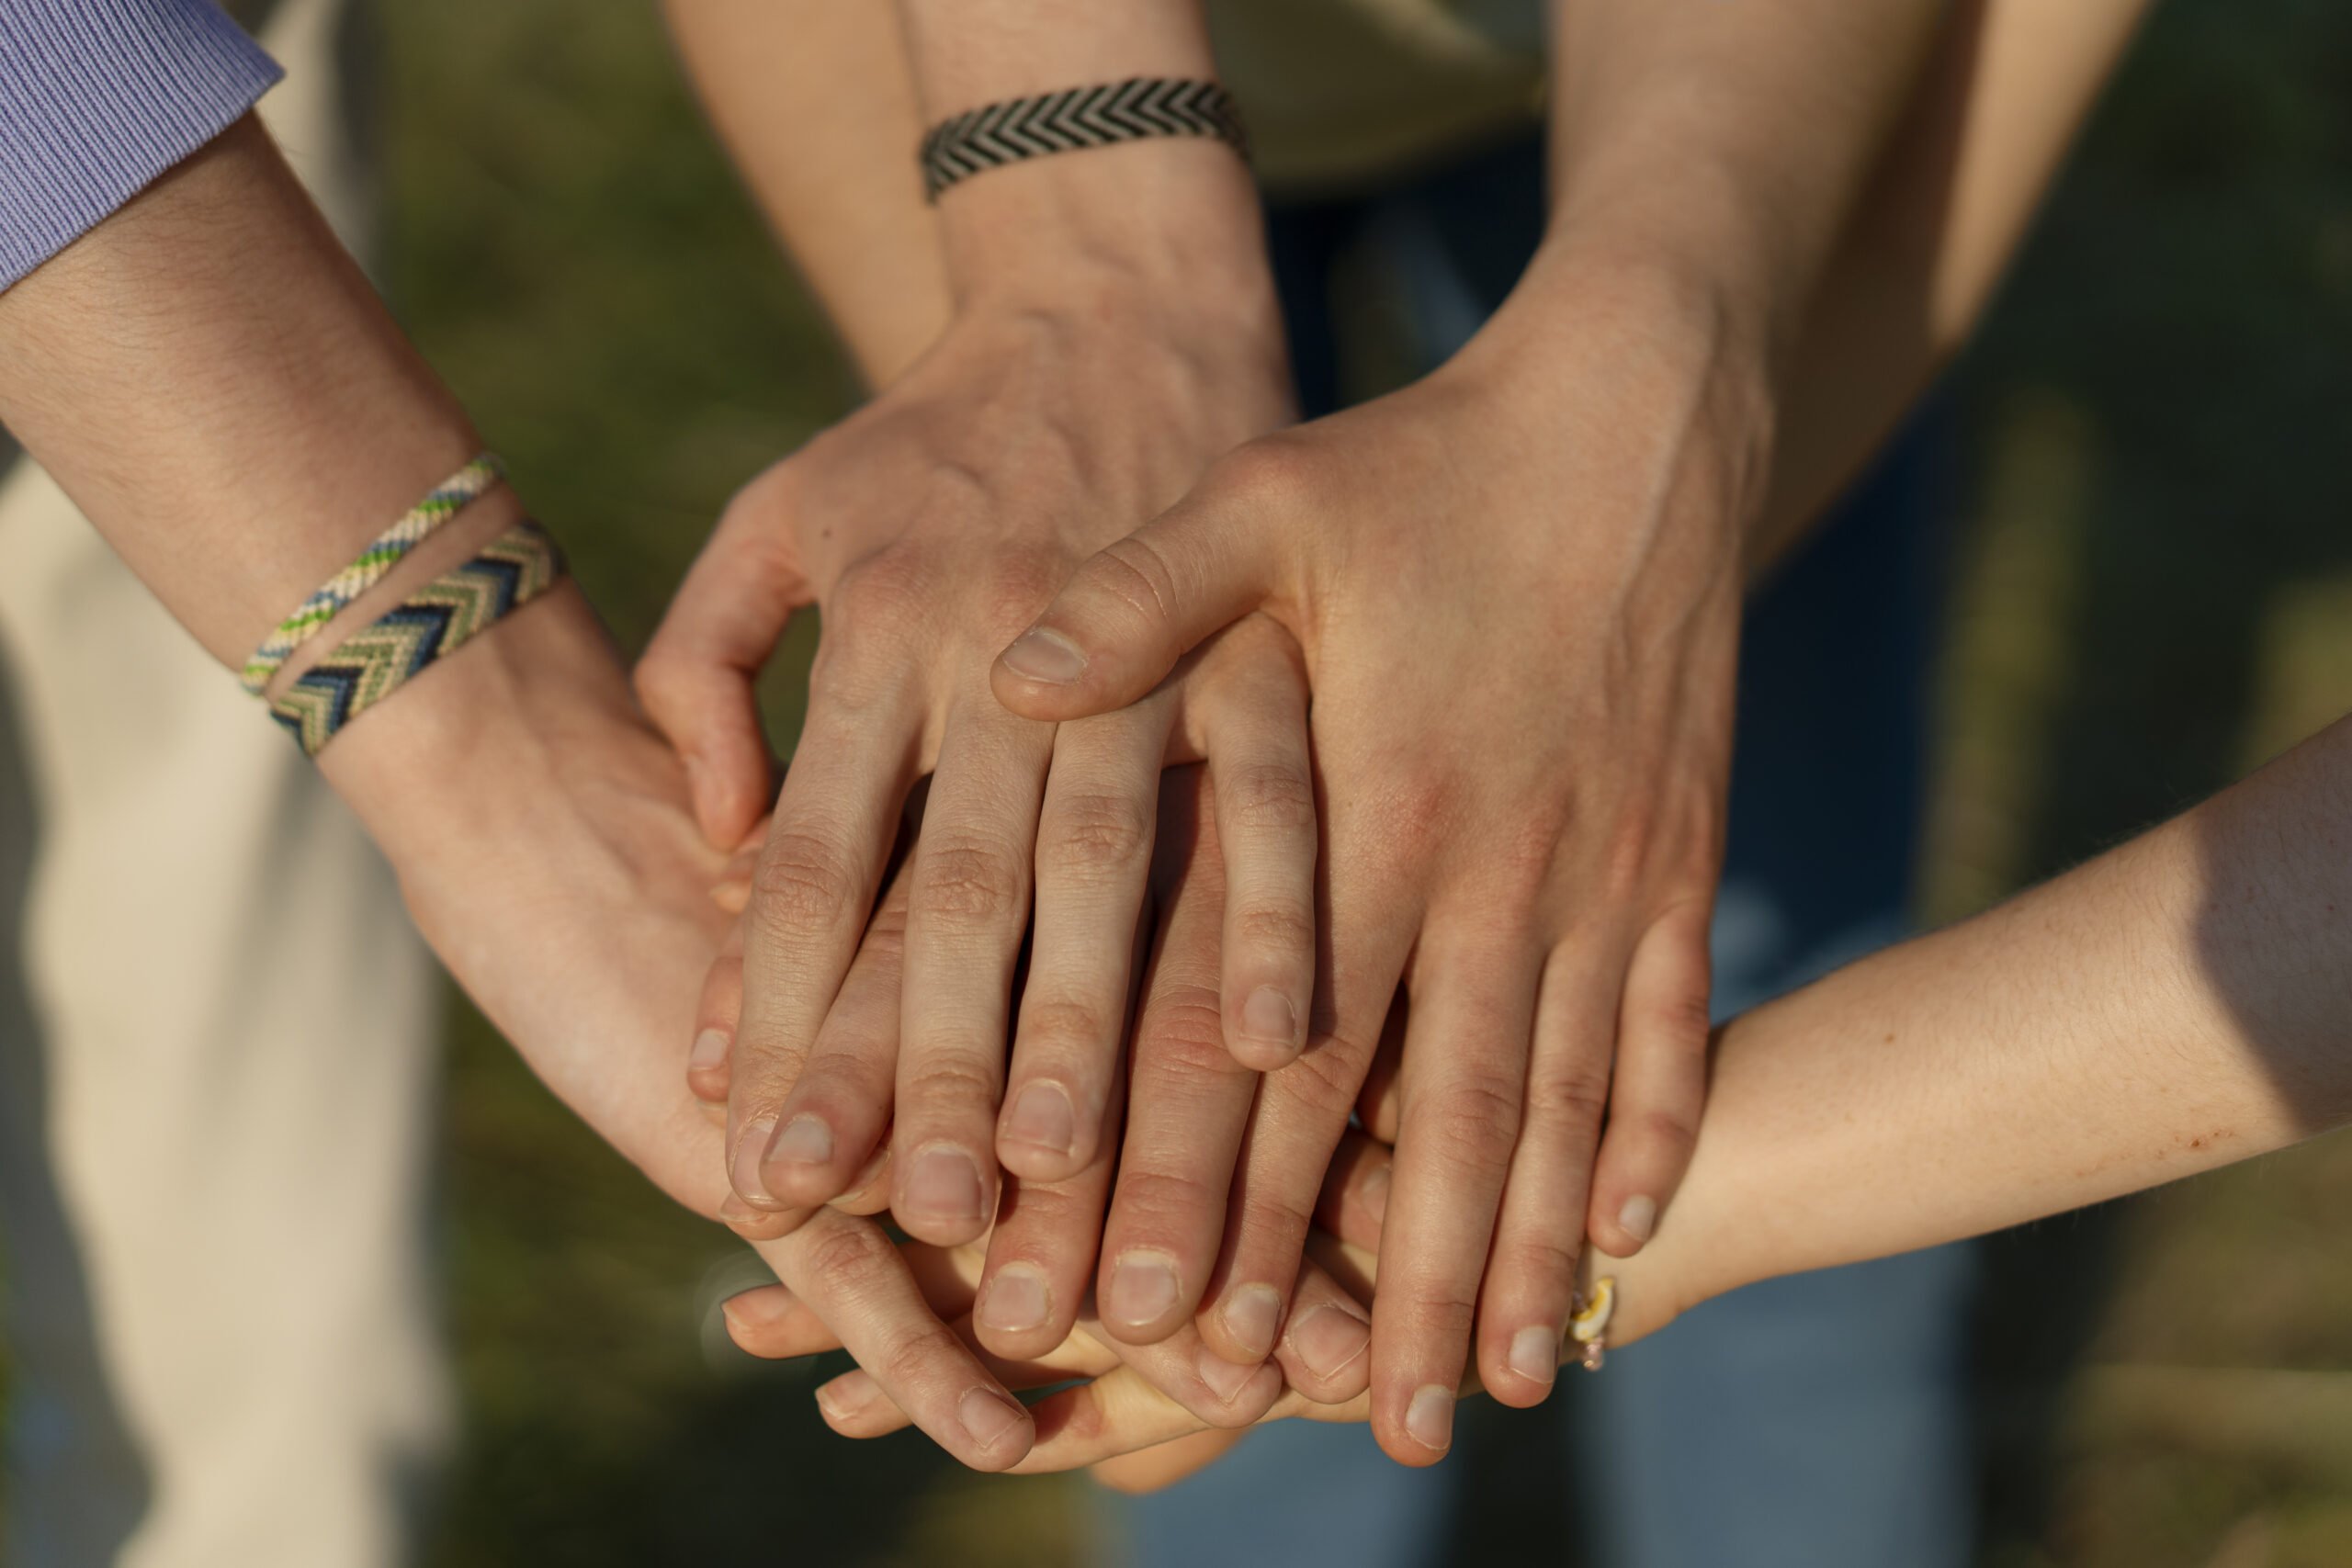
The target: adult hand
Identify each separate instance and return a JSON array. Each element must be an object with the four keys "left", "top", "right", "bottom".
[
  {"left": 692, "top": 760, "right": 1354, "bottom": 1427},
  {"left": 636, "top": 277, "right": 1296, "bottom": 1251},
  {"left": 990, "top": 250, "right": 1763, "bottom": 1462},
  {"left": 319, "top": 584, "right": 1039, "bottom": 1470}
]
